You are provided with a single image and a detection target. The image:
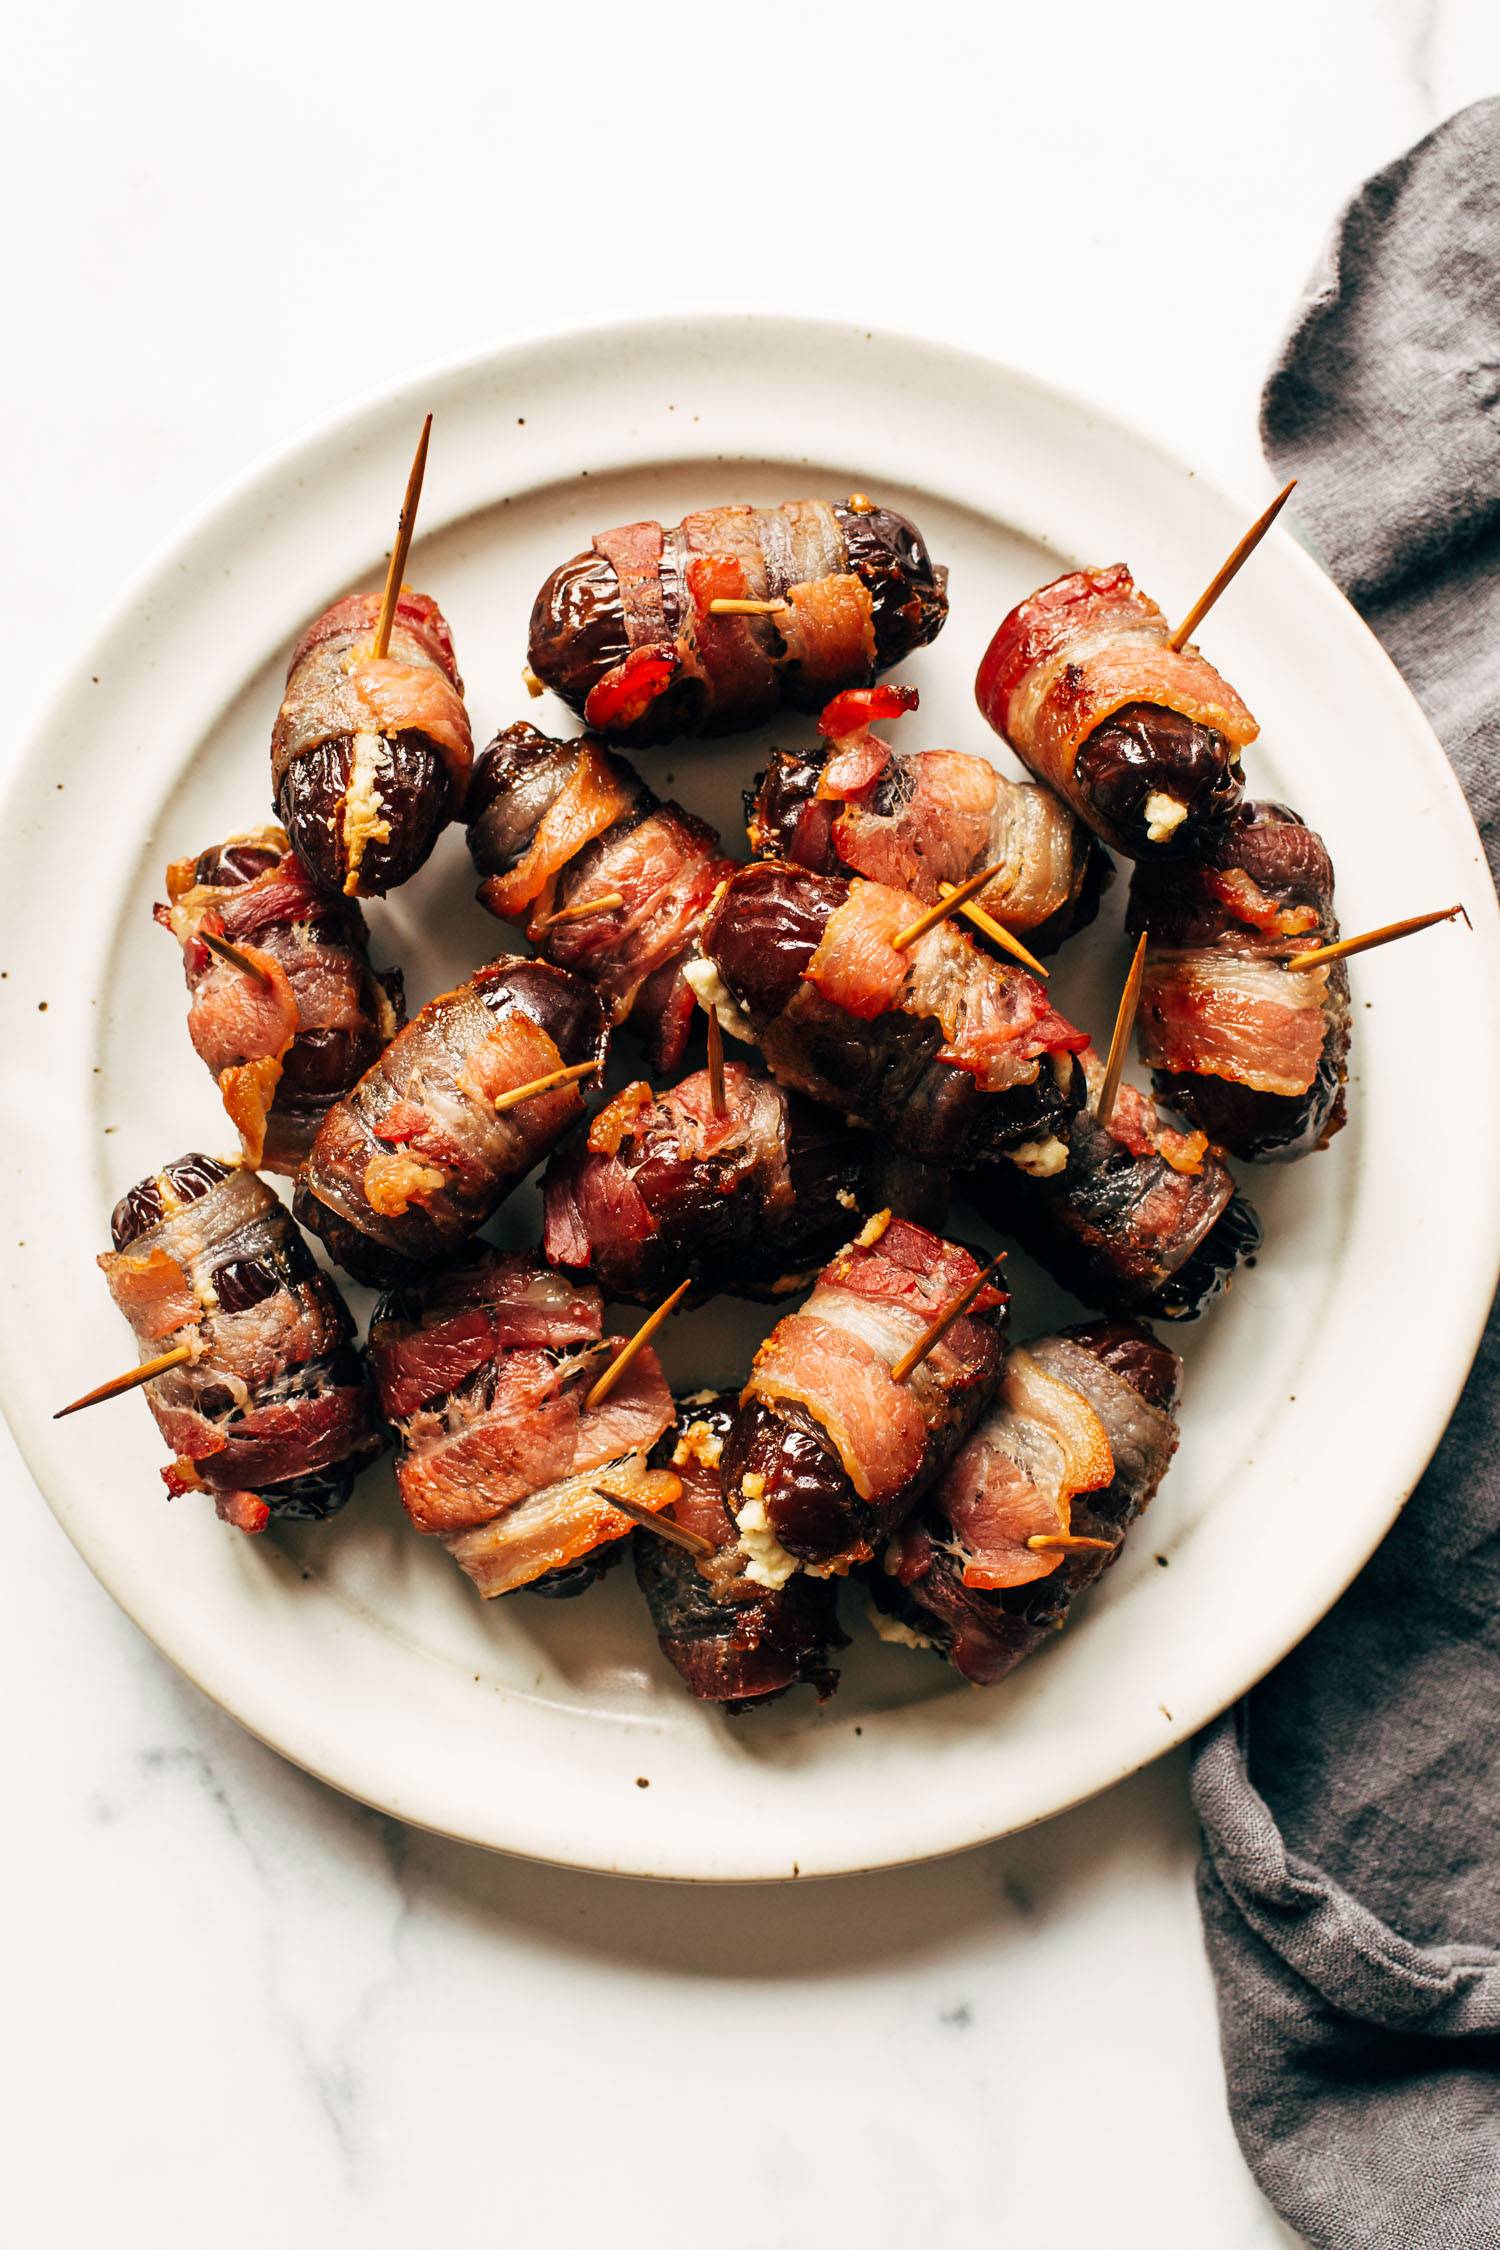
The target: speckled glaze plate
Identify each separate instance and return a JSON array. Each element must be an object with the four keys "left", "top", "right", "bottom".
[{"left": 3, "top": 317, "right": 1496, "bottom": 1879}]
